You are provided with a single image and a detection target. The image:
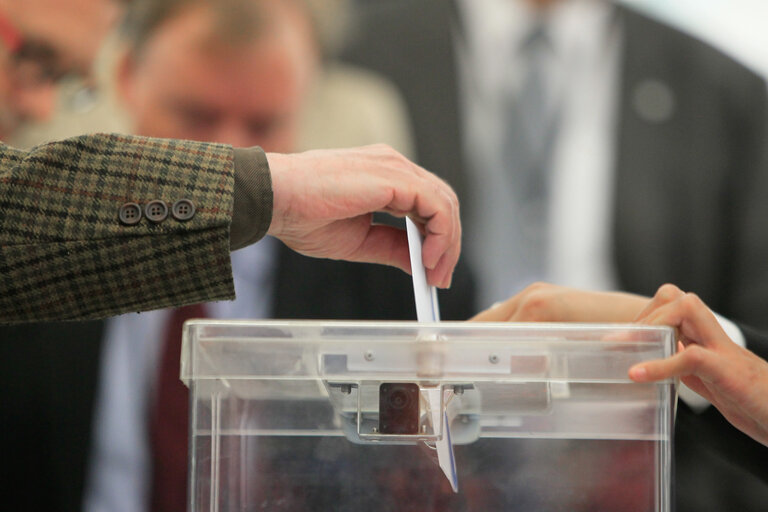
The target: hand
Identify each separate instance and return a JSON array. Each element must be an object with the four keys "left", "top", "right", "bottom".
[
  {"left": 470, "top": 282, "right": 650, "bottom": 322},
  {"left": 629, "top": 284, "right": 768, "bottom": 447},
  {"left": 266, "top": 145, "right": 460, "bottom": 288}
]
